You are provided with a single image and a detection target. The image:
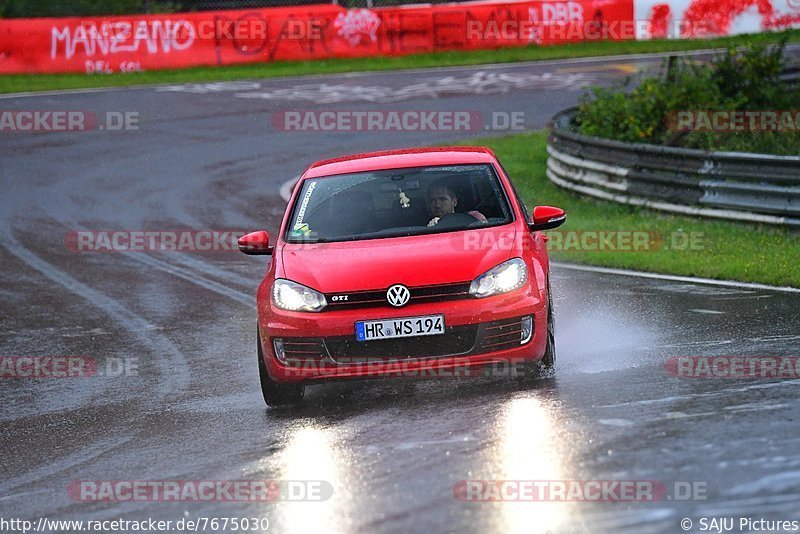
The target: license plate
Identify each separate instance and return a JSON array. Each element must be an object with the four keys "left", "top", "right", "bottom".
[{"left": 355, "top": 315, "right": 445, "bottom": 341}]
